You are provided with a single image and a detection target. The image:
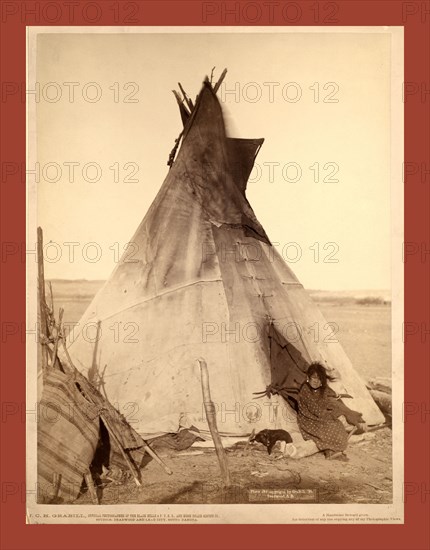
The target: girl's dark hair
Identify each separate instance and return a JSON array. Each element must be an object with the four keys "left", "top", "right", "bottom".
[{"left": 307, "top": 362, "right": 335, "bottom": 390}]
